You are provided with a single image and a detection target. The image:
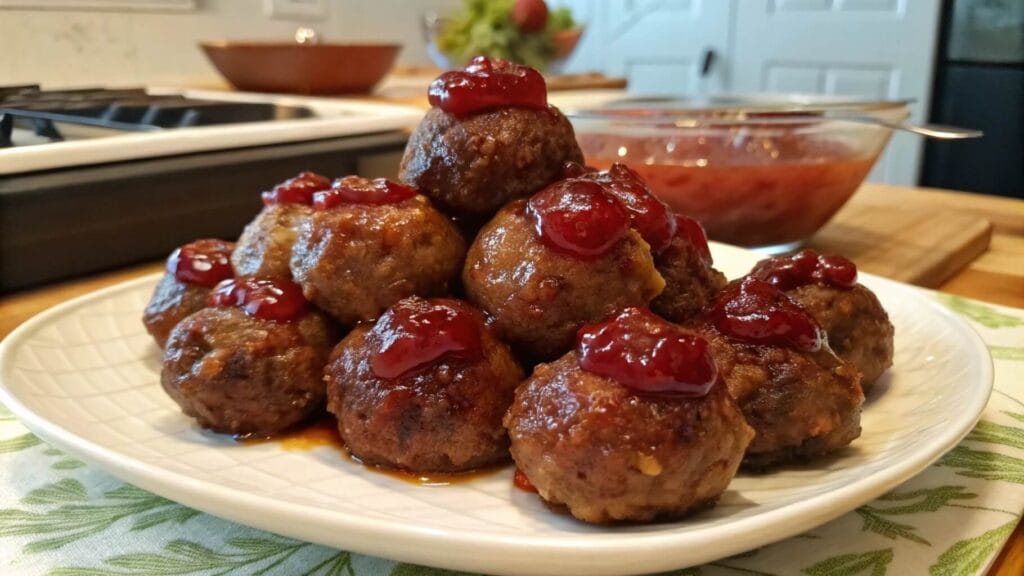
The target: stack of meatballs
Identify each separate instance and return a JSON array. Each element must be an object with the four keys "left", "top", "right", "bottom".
[{"left": 143, "top": 57, "right": 894, "bottom": 525}]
